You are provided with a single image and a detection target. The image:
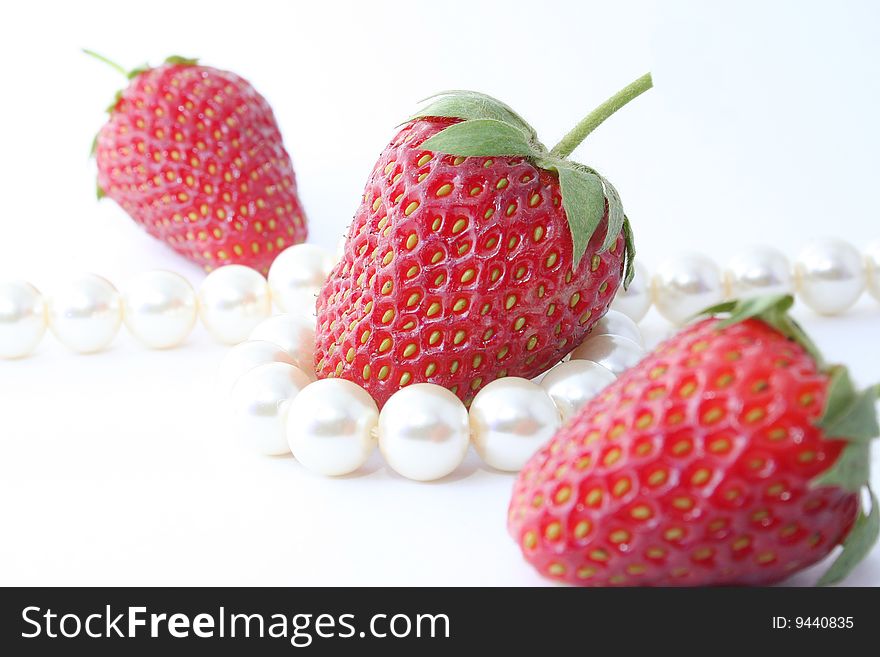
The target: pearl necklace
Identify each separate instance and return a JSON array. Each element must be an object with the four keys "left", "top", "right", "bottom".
[
  {"left": 615, "top": 239, "right": 880, "bottom": 325},
  {"left": 220, "top": 305, "right": 645, "bottom": 481},
  {"left": 2, "top": 239, "right": 878, "bottom": 482},
  {"left": 0, "top": 244, "right": 335, "bottom": 359},
  {"left": 2, "top": 239, "right": 878, "bottom": 360},
  {"left": 216, "top": 238, "right": 879, "bottom": 482}
]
